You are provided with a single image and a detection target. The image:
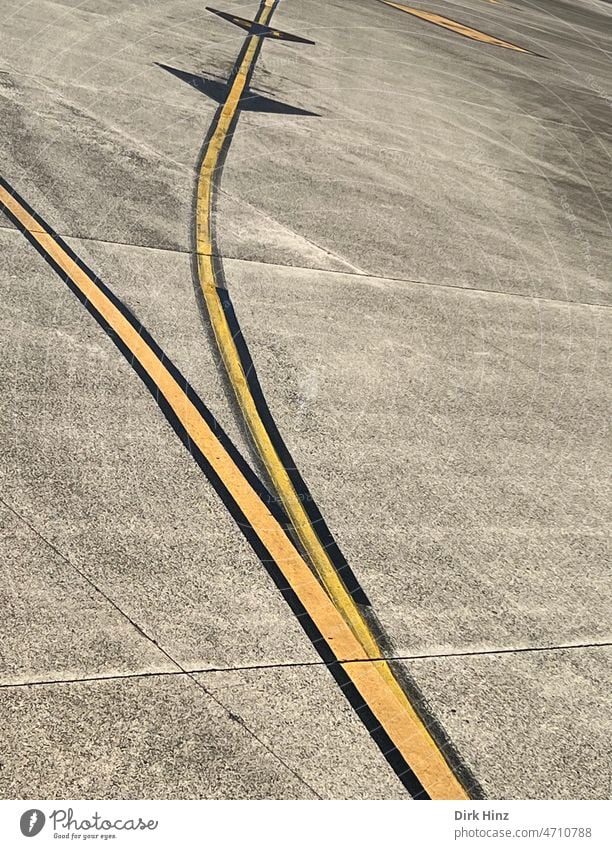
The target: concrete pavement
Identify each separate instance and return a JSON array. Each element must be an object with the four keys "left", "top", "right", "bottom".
[{"left": 0, "top": 0, "right": 610, "bottom": 798}]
